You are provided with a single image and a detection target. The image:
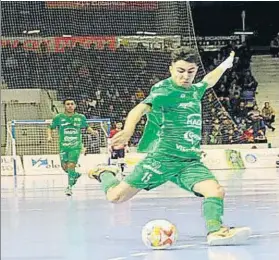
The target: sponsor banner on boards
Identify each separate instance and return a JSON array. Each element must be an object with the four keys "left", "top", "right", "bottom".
[
  {"left": 22, "top": 154, "right": 107, "bottom": 175},
  {"left": 1, "top": 156, "right": 24, "bottom": 176},
  {"left": 241, "top": 148, "right": 279, "bottom": 168},
  {"left": 19, "top": 148, "right": 279, "bottom": 176}
]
